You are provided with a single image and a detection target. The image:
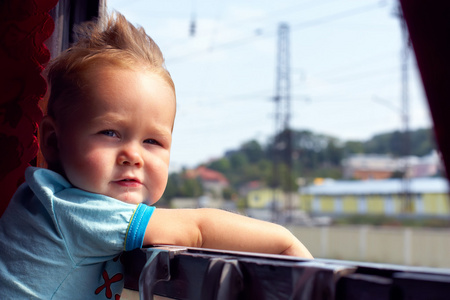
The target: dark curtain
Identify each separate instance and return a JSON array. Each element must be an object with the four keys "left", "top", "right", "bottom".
[
  {"left": 0, "top": 0, "right": 102, "bottom": 216},
  {"left": 400, "top": 1, "right": 450, "bottom": 180}
]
